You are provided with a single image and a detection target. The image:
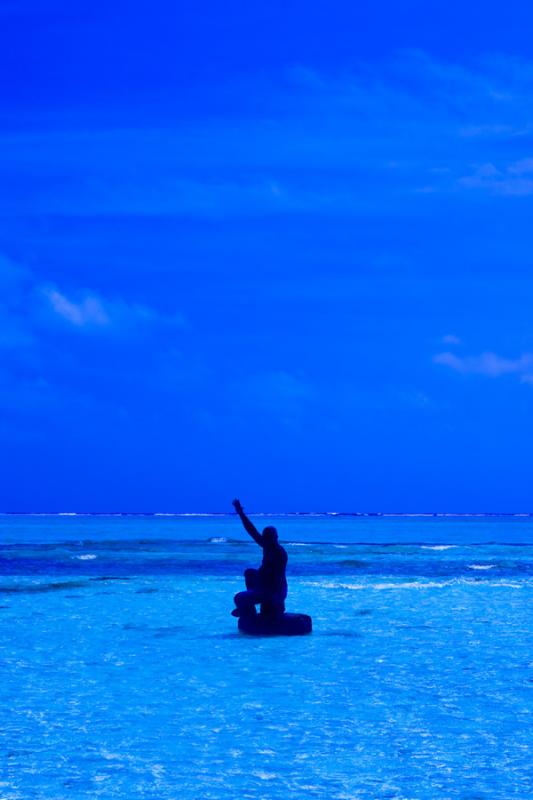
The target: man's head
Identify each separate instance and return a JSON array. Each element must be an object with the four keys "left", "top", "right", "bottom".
[{"left": 262, "top": 526, "right": 279, "bottom": 546}]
